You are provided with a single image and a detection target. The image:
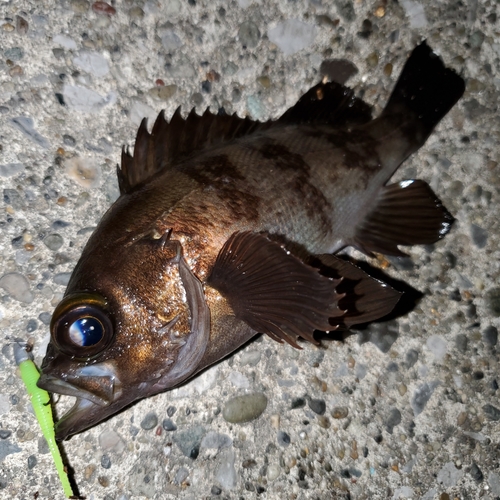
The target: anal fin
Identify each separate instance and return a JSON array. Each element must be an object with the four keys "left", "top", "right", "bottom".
[
  {"left": 353, "top": 179, "right": 454, "bottom": 257},
  {"left": 313, "top": 255, "right": 401, "bottom": 327}
]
